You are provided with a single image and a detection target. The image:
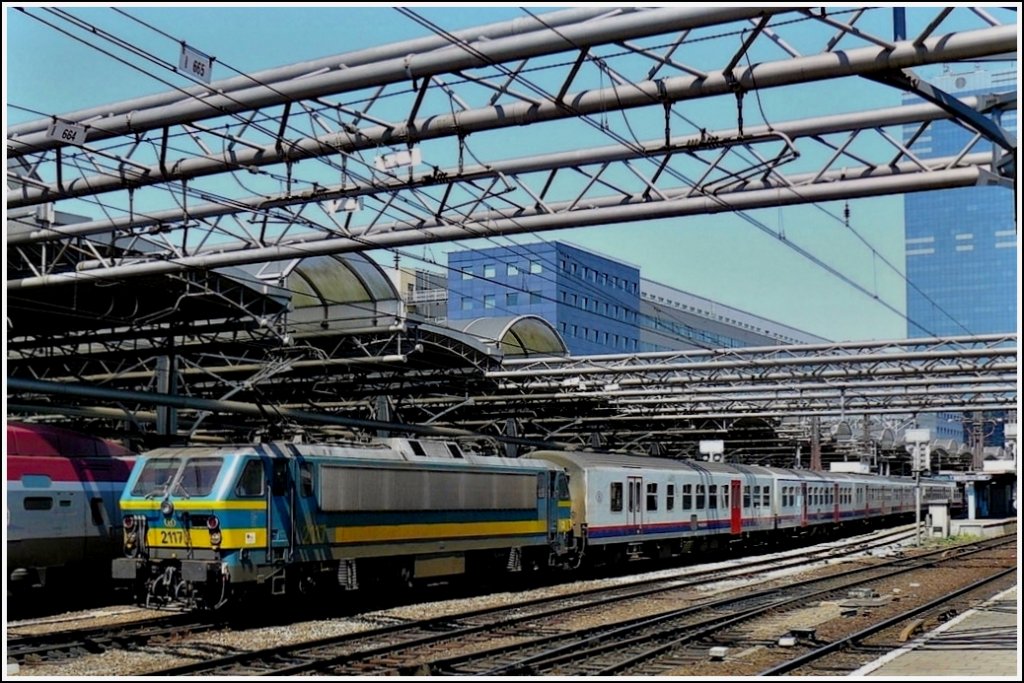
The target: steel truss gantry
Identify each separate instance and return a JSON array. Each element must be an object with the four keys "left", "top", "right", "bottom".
[{"left": 7, "top": 6, "right": 1016, "bottom": 288}]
